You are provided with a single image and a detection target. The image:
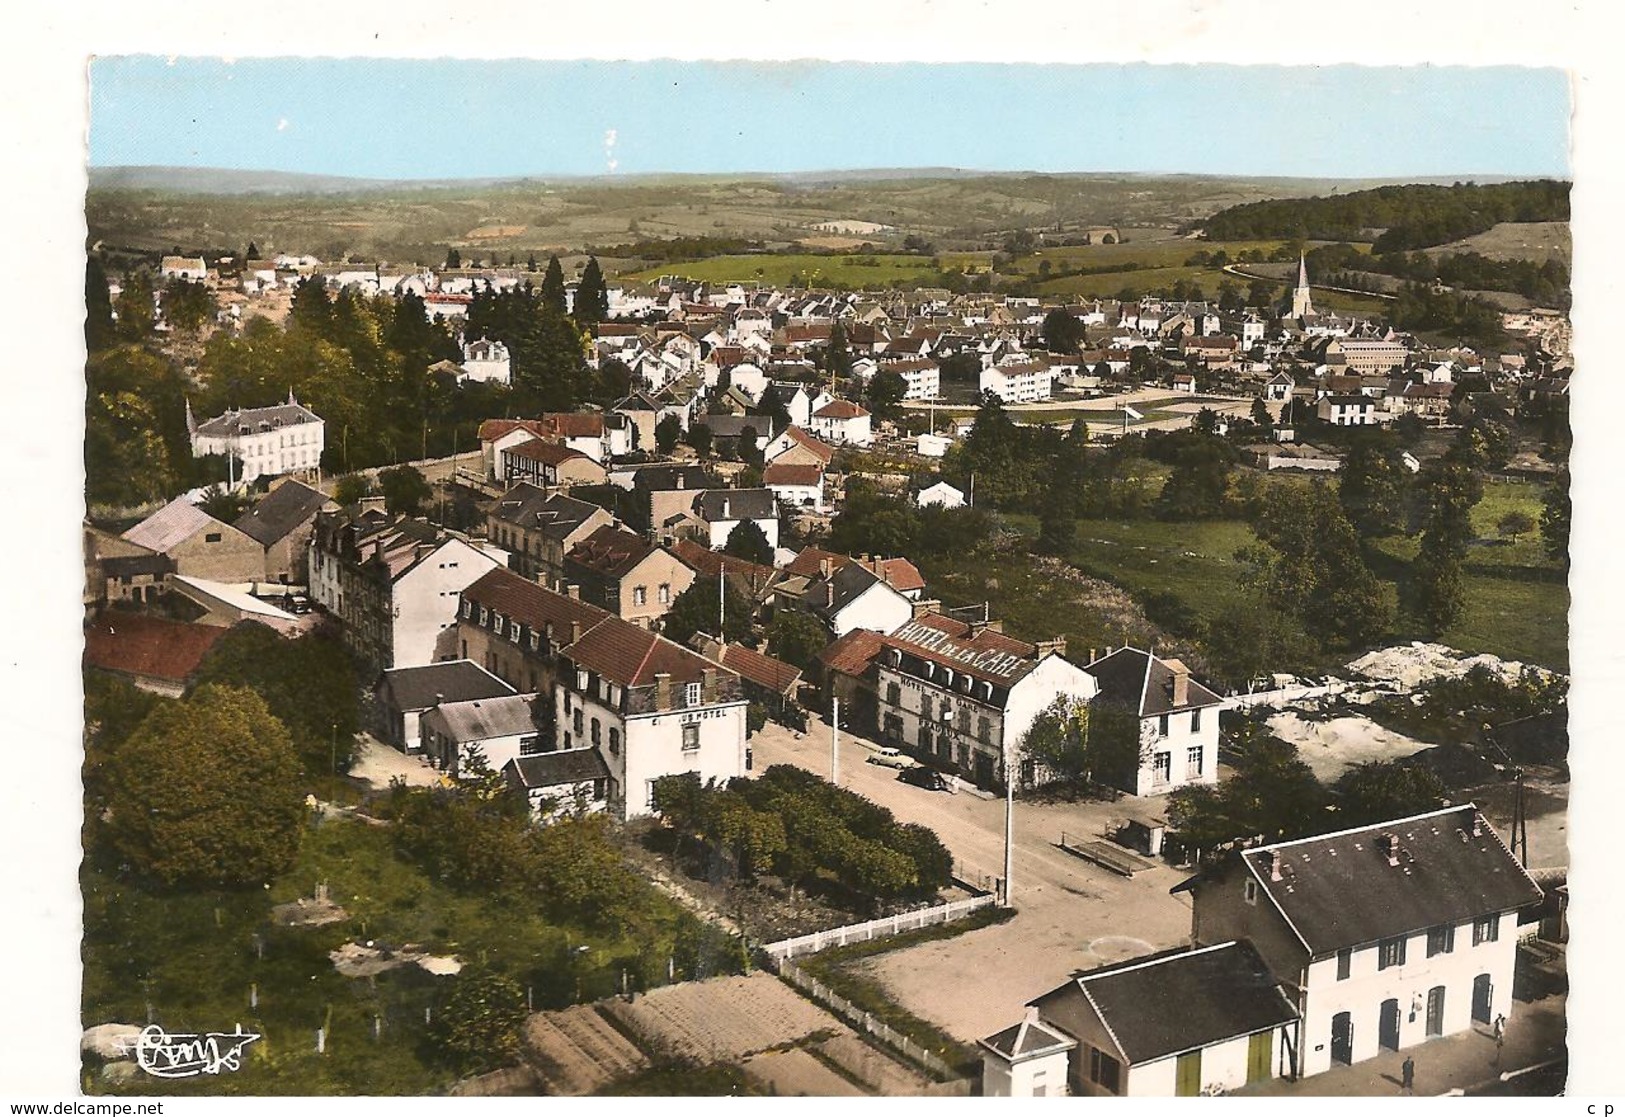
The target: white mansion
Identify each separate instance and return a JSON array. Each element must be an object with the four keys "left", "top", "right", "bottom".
[{"left": 187, "top": 391, "right": 326, "bottom": 484}]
